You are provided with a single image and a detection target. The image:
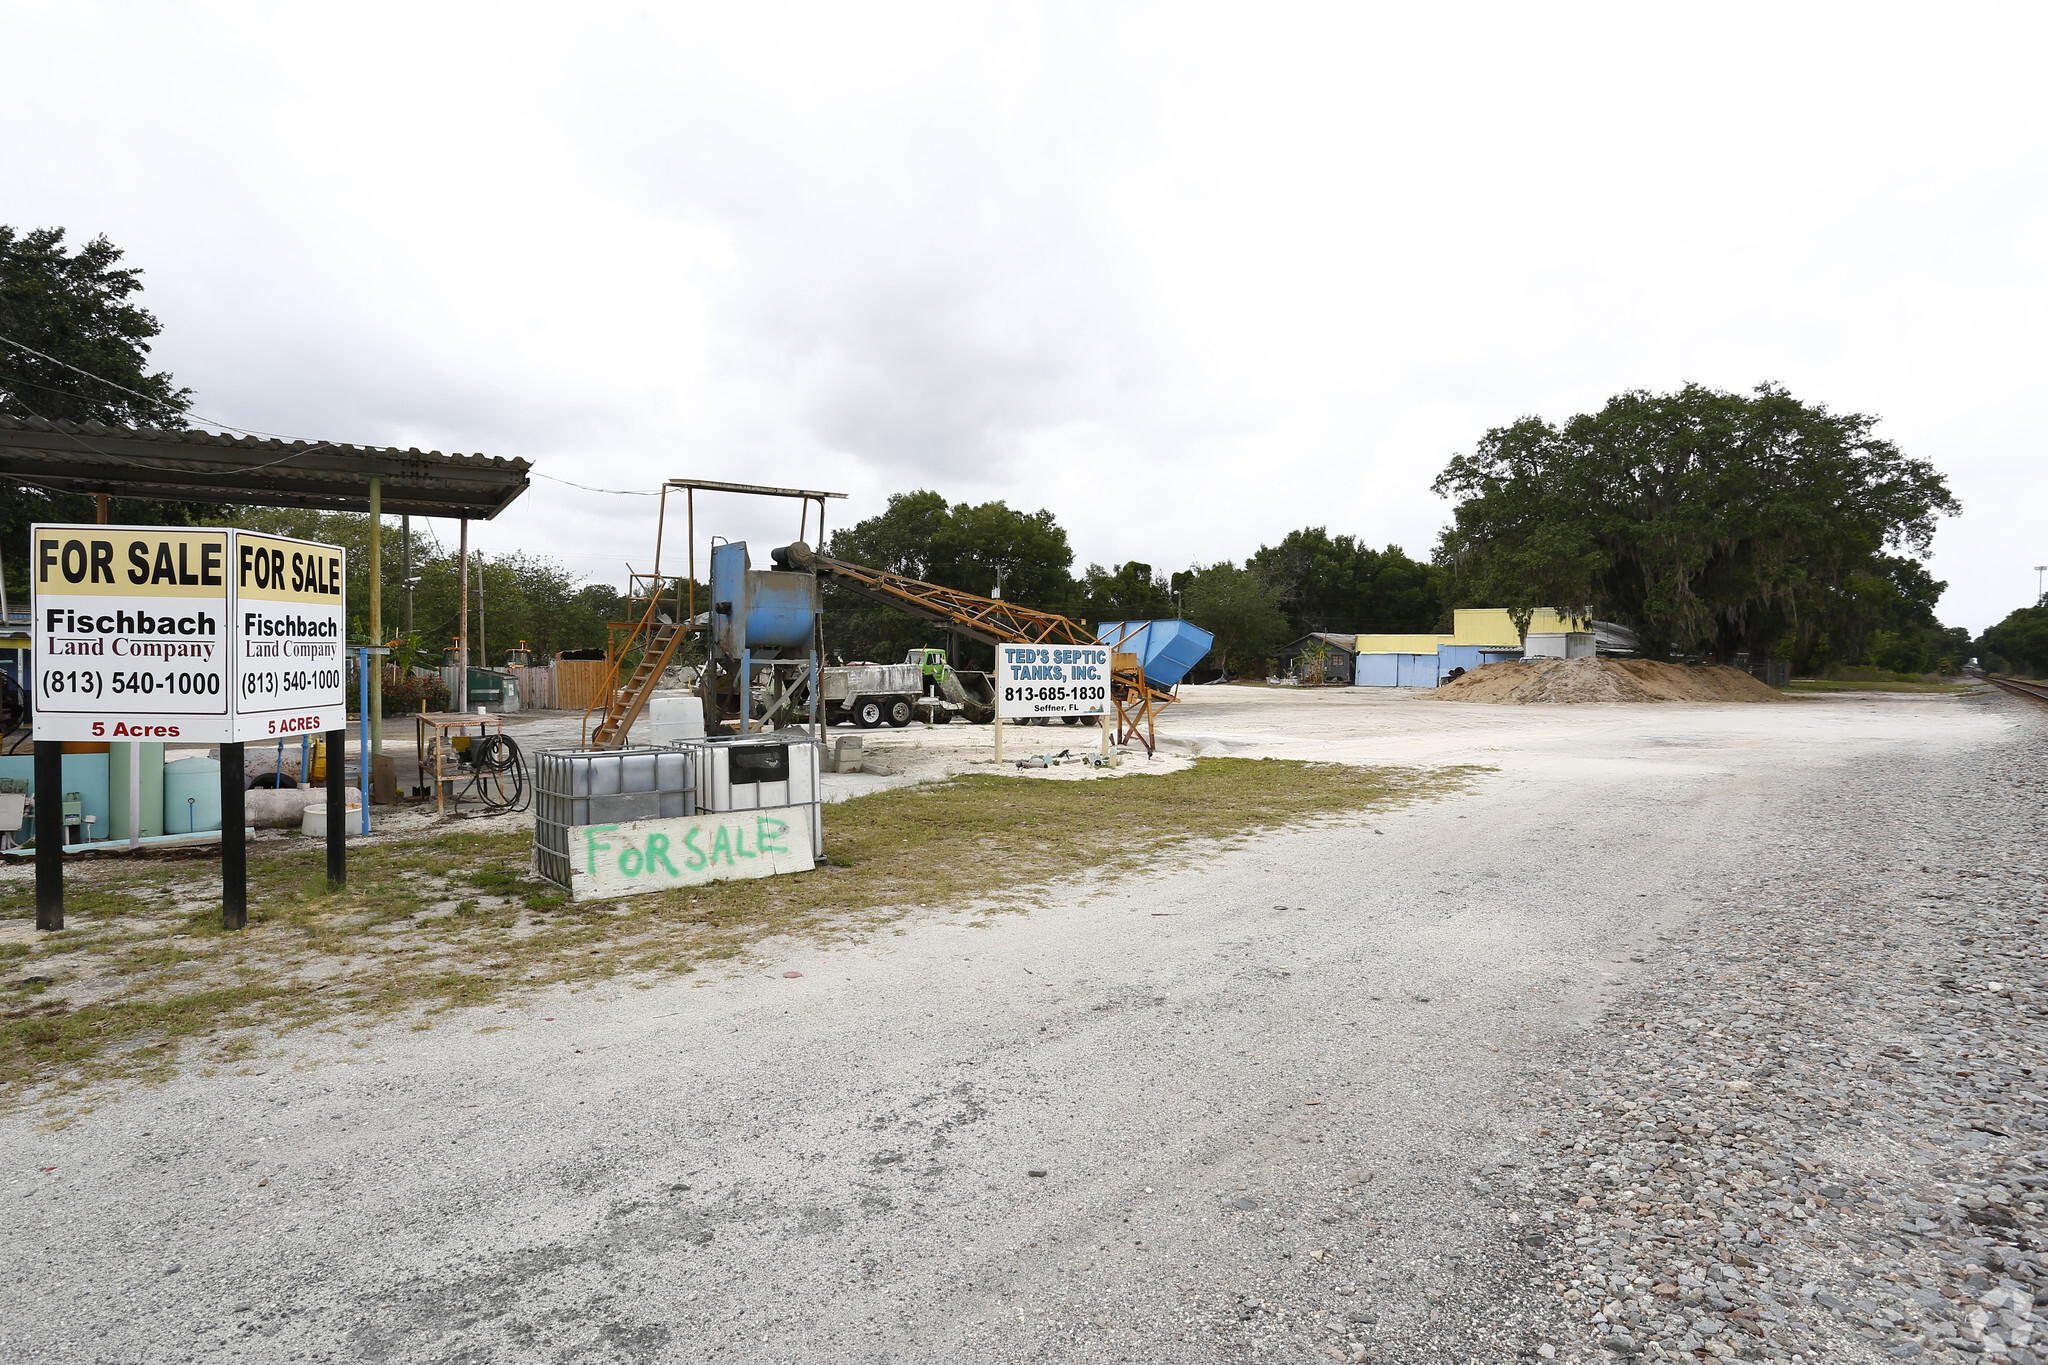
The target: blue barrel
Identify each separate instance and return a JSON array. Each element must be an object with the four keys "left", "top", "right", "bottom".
[
  {"left": 1096, "top": 620, "right": 1216, "bottom": 687},
  {"left": 743, "top": 572, "right": 819, "bottom": 649},
  {"left": 711, "top": 541, "right": 819, "bottom": 653},
  {"left": 163, "top": 757, "right": 222, "bottom": 834}
]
